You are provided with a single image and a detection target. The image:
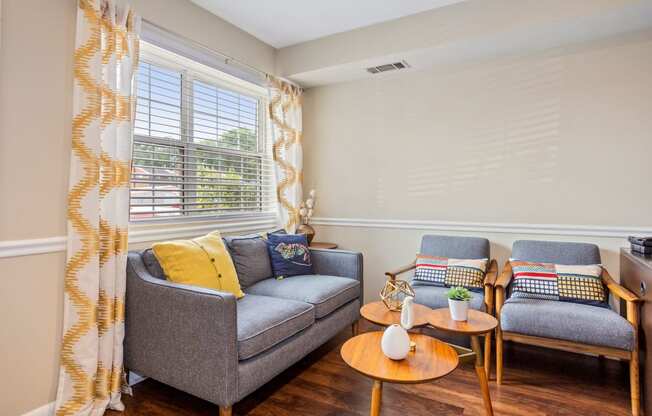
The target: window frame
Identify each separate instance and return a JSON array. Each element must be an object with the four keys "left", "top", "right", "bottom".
[{"left": 130, "top": 42, "right": 276, "bottom": 224}]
